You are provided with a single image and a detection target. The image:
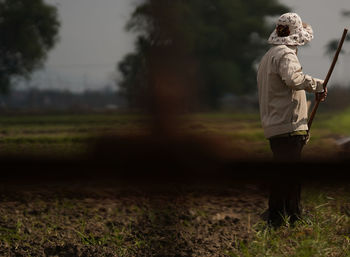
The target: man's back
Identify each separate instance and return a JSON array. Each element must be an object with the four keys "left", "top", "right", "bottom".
[{"left": 257, "top": 45, "right": 309, "bottom": 139}]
